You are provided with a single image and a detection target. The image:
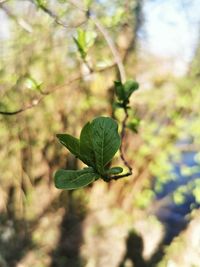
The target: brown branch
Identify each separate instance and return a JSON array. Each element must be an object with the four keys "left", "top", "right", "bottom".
[
  {"left": 0, "top": 64, "right": 116, "bottom": 116},
  {"left": 108, "top": 106, "right": 132, "bottom": 181},
  {"left": 110, "top": 171, "right": 132, "bottom": 181},
  {"left": 0, "top": 97, "right": 45, "bottom": 115},
  {"left": 120, "top": 107, "right": 132, "bottom": 171}
]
